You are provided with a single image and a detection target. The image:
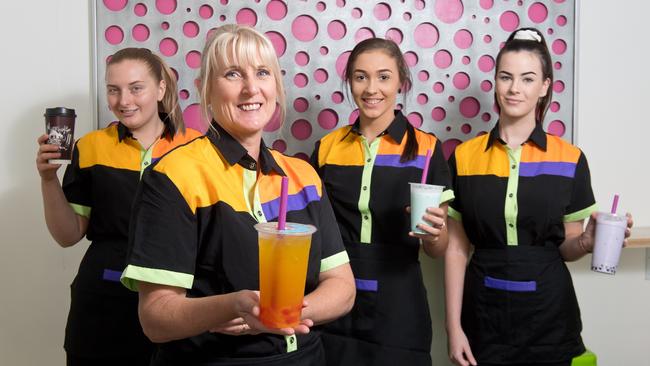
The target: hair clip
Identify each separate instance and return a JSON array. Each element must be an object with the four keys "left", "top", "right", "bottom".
[{"left": 513, "top": 29, "right": 542, "bottom": 43}]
